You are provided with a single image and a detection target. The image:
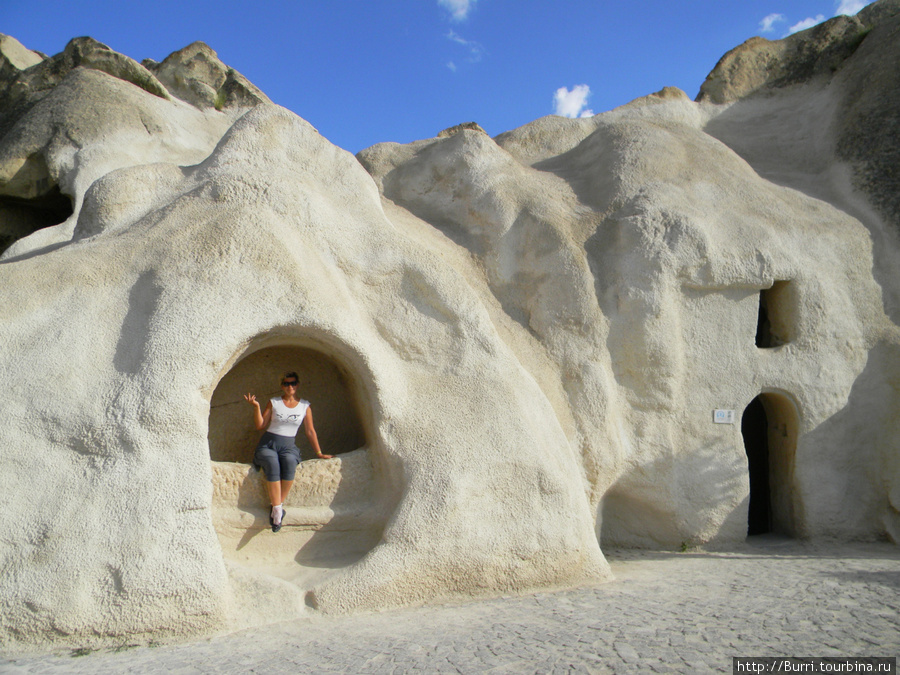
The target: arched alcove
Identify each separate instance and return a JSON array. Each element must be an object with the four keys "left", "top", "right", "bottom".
[
  {"left": 208, "top": 345, "right": 366, "bottom": 462},
  {"left": 208, "top": 341, "right": 387, "bottom": 581},
  {"left": 741, "top": 391, "right": 800, "bottom": 536}
]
